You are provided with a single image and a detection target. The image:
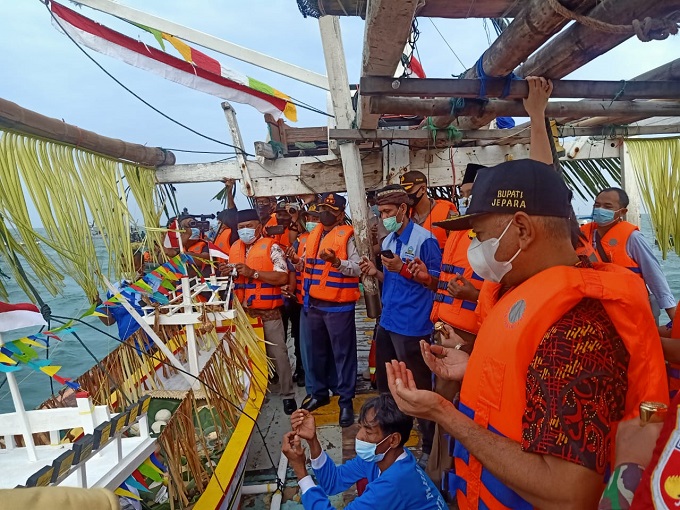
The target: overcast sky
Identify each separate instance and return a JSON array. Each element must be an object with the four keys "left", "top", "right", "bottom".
[{"left": 1, "top": 1, "right": 678, "bottom": 221}]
